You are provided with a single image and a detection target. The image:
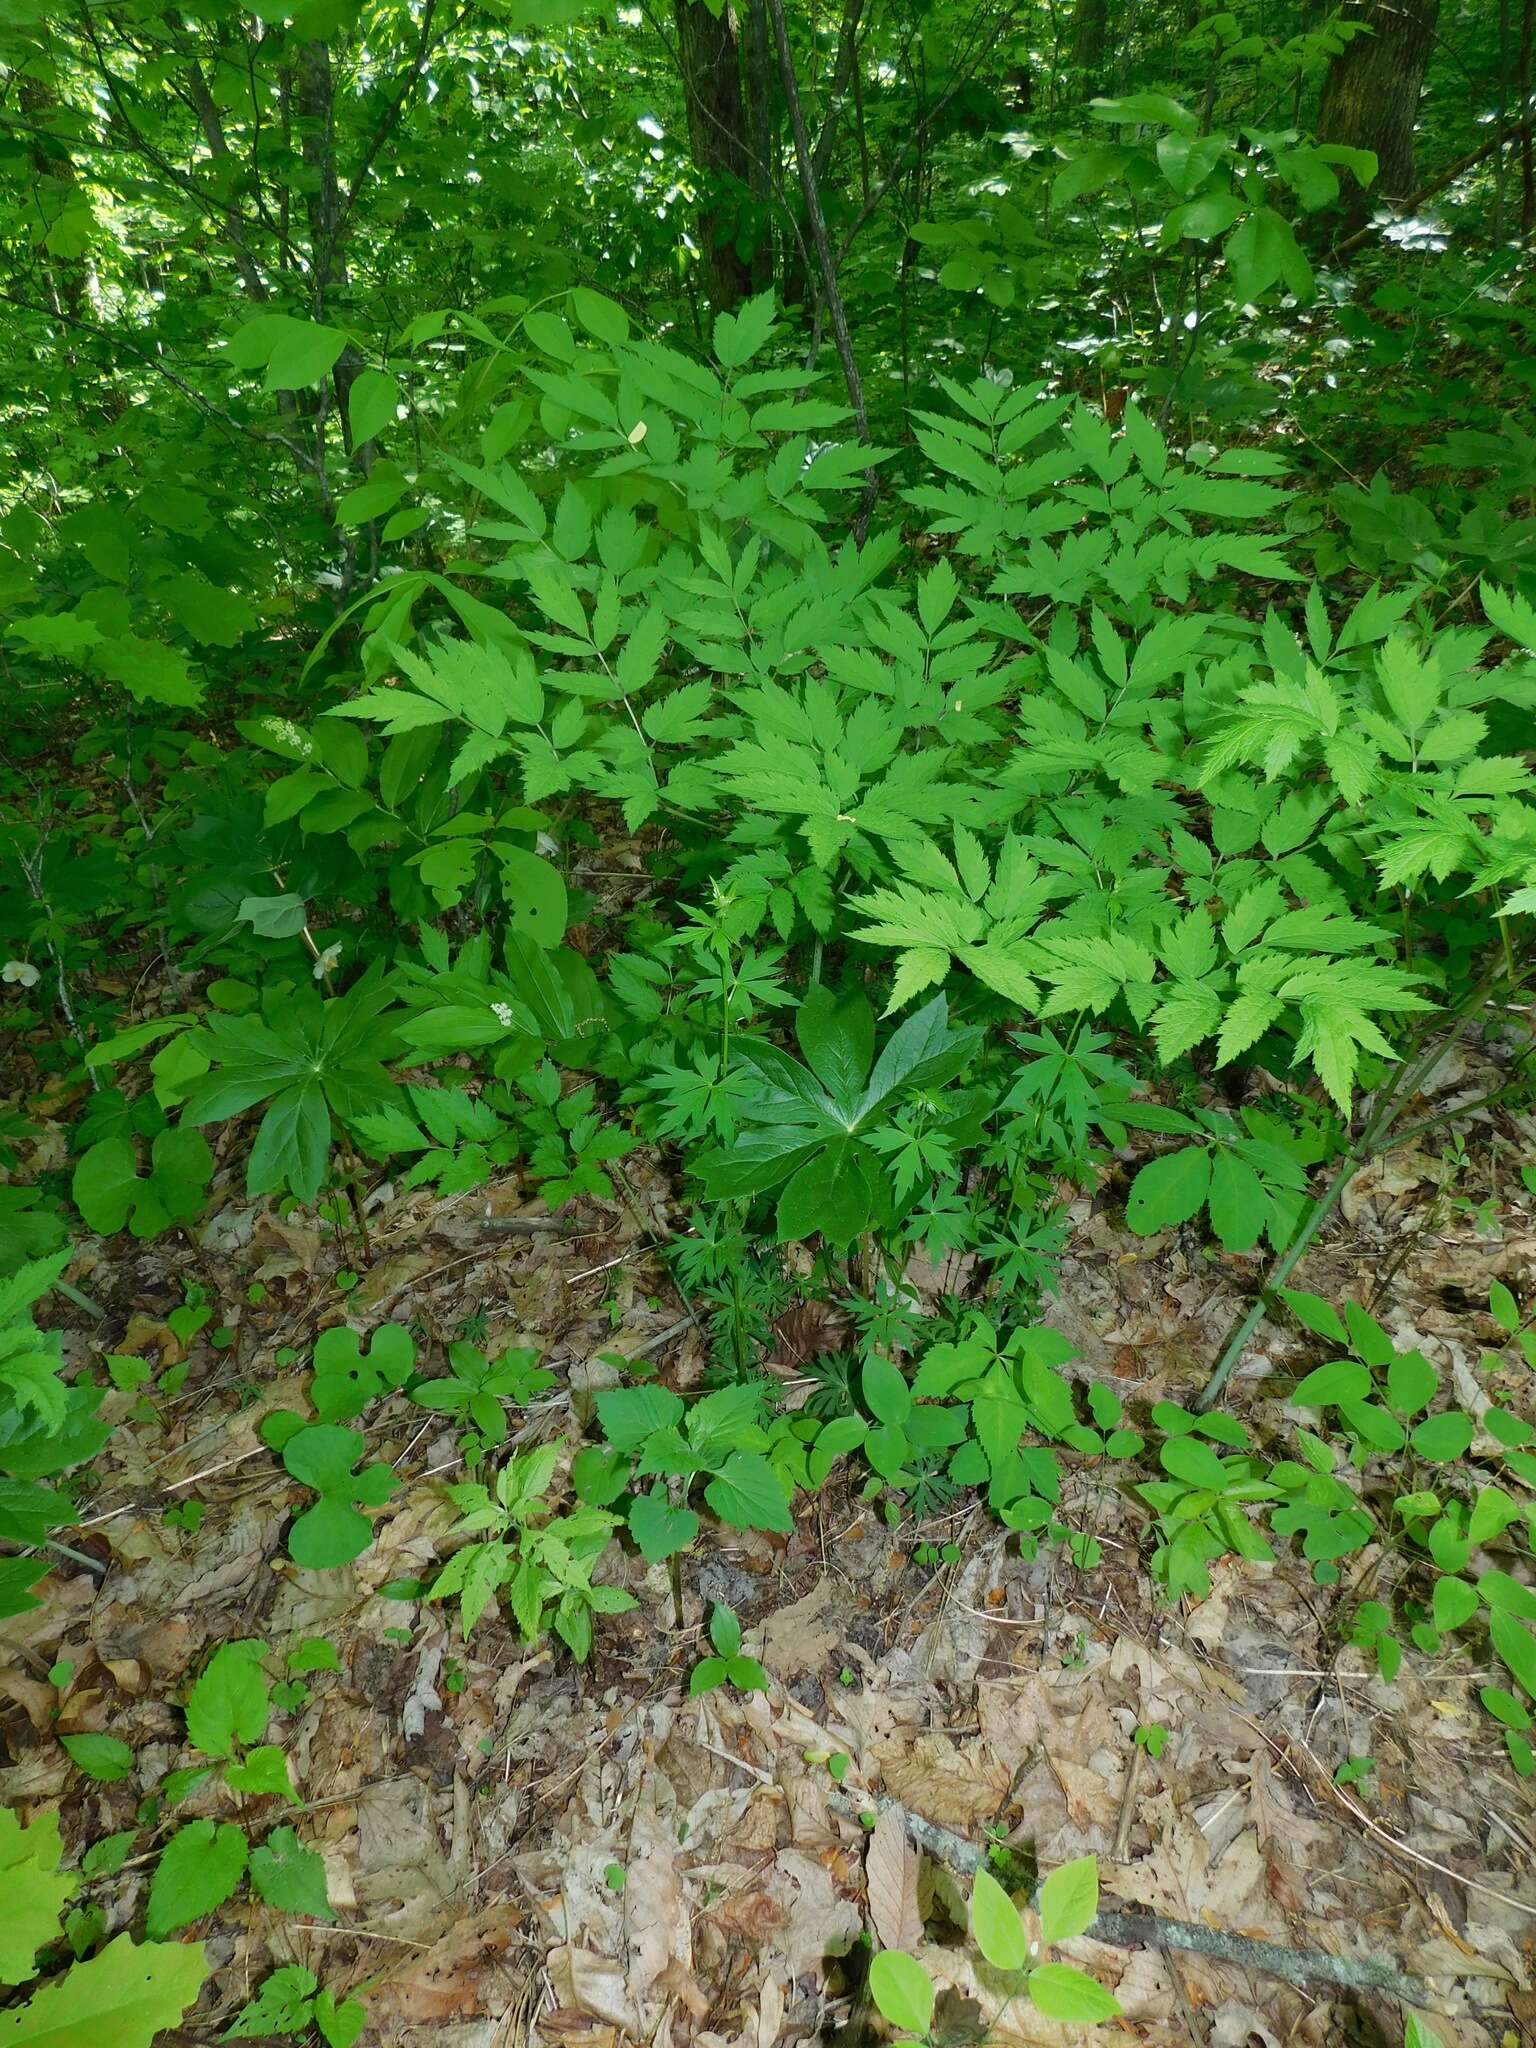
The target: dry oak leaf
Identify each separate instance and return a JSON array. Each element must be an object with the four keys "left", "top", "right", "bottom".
[
  {"left": 367, "top": 1902, "right": 527, "bottom": 2026},
  {"left": 759, "top": 1578, "right": 839, "bottom": 1682},
  {"left": 874, "top": 1732, "right": 1008, "bottom": 1830}
]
